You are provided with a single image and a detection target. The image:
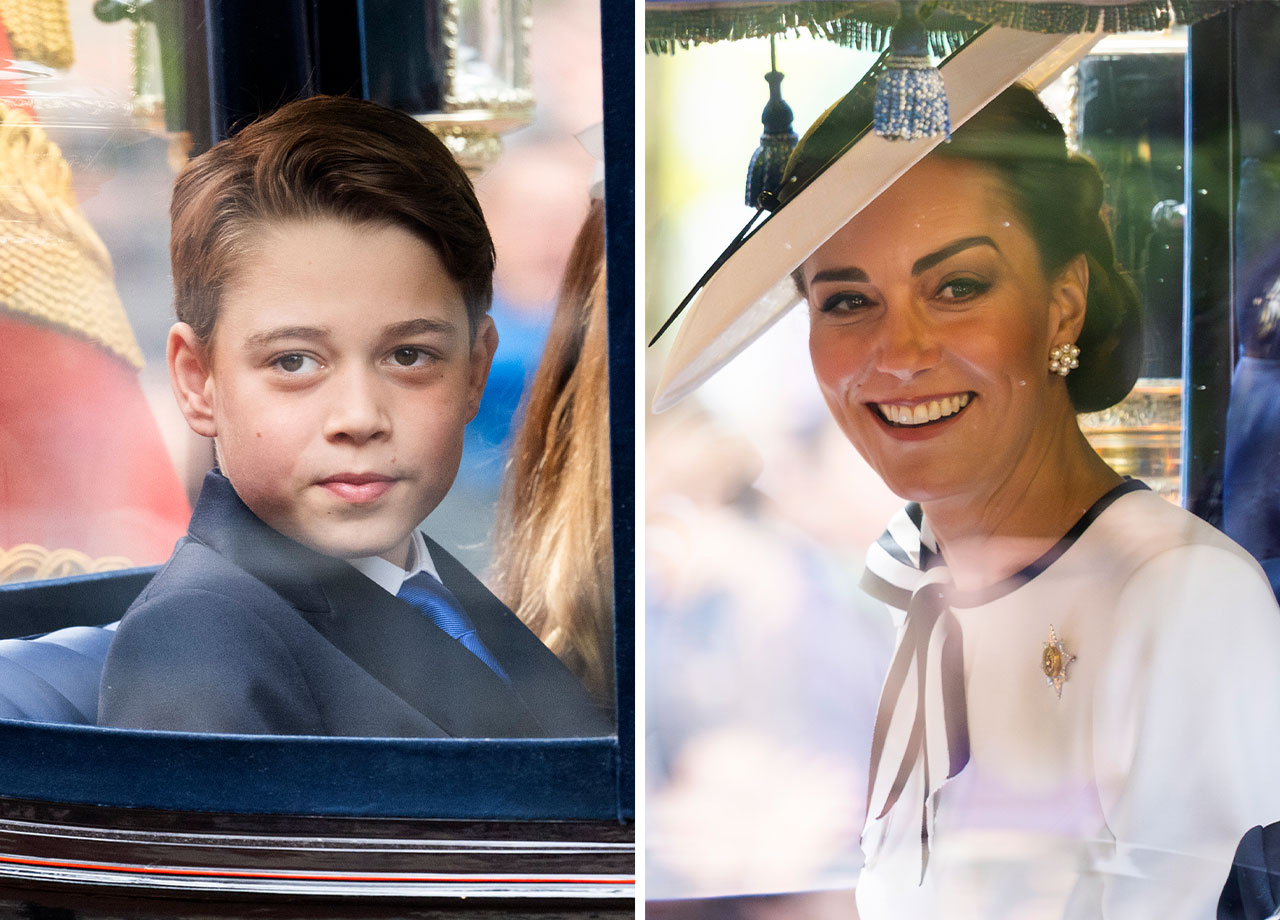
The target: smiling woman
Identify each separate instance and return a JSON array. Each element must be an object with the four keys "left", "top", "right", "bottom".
[{"left": 652, "top": 45, "right": 1280, "bottom": 920}]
